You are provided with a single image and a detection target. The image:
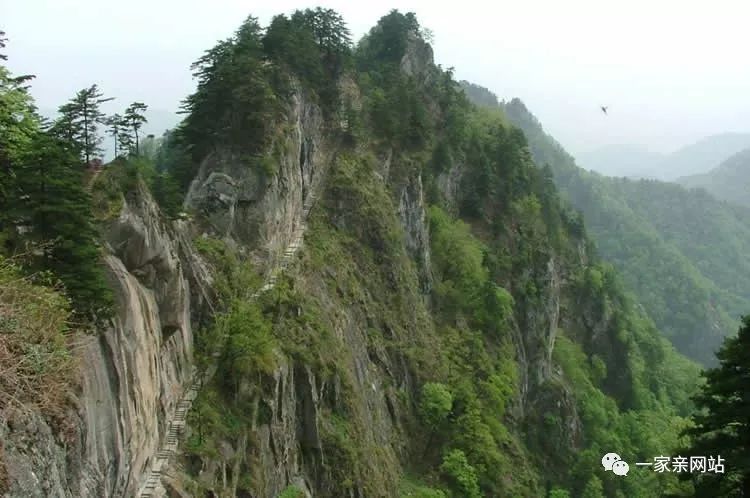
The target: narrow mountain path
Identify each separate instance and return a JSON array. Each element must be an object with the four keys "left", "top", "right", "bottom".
[
  {"left": 138, "top": 192, "right": 317, "bottom": 498},
  {"left": 85, "top": 167, "right": 103, "bottom": 192}
]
